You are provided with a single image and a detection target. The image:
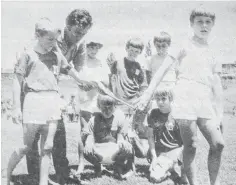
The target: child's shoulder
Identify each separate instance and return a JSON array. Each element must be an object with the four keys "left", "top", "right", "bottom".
[{"left": 149, "top": 108, "right": 160, "bottom": 117}]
